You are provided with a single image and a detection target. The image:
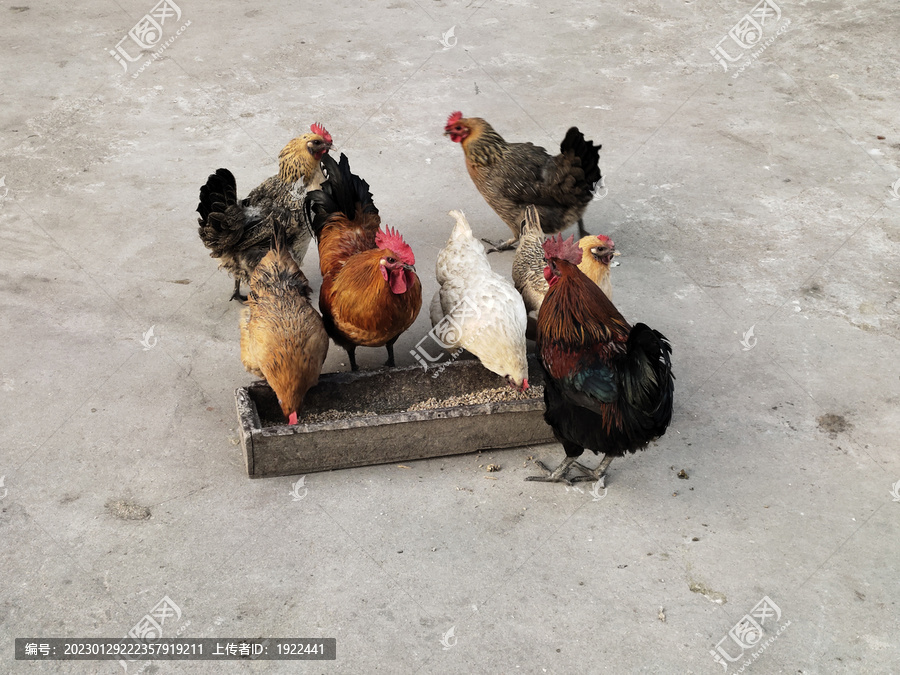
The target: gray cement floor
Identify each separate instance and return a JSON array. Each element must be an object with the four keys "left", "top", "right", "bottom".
[{"left": 2, "top": 0, "right": 899, "bottom": 673}]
